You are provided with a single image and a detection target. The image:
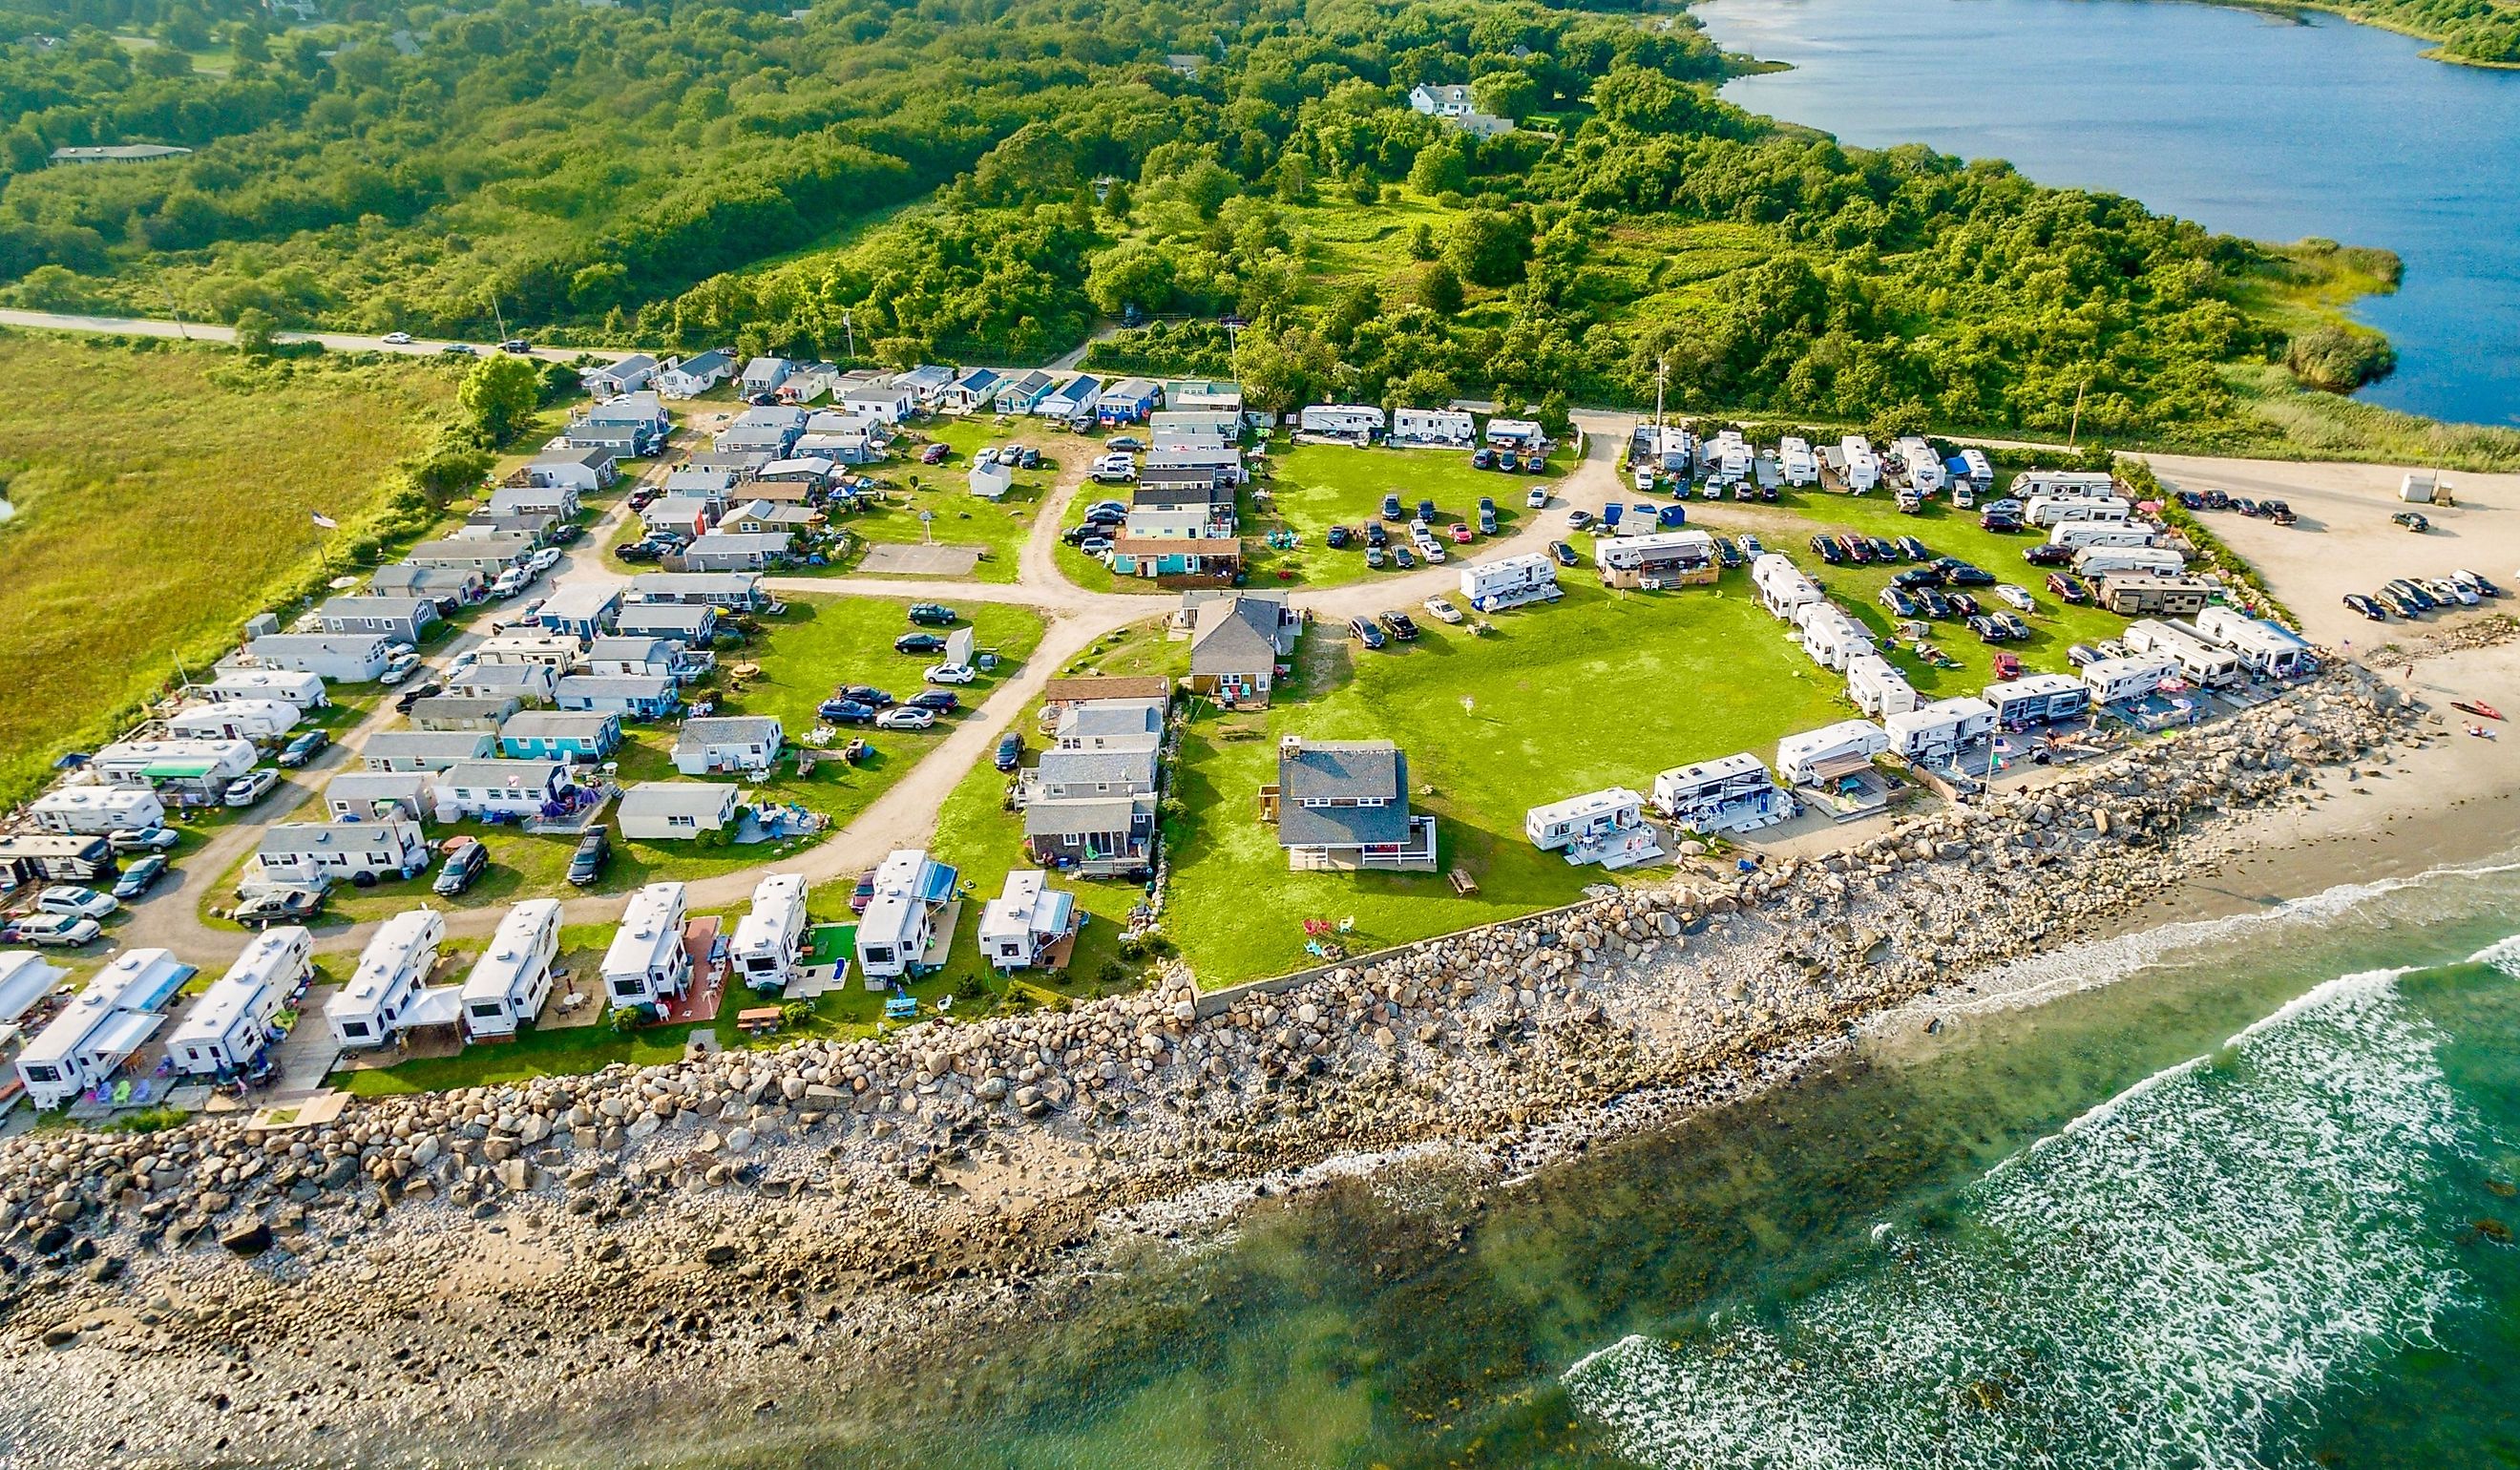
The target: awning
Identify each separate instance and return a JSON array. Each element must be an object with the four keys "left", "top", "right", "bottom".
[
  {"left": 1807, "top": 750, "right": 1878, "bottom": 783},
  {"left": 403, "top": 987, "right": 466, "bottom": 1028},
  {"left": 141, "top": 761, "right": 218, "bottom": 779},
  {"left": 89, "top": 1010, "right": 163, "bottom": 1061}
]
